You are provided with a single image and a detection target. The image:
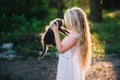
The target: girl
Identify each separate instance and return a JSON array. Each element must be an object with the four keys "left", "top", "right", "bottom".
[{"left": 51, "top": 7, "right": 92, "bottom": 80}]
